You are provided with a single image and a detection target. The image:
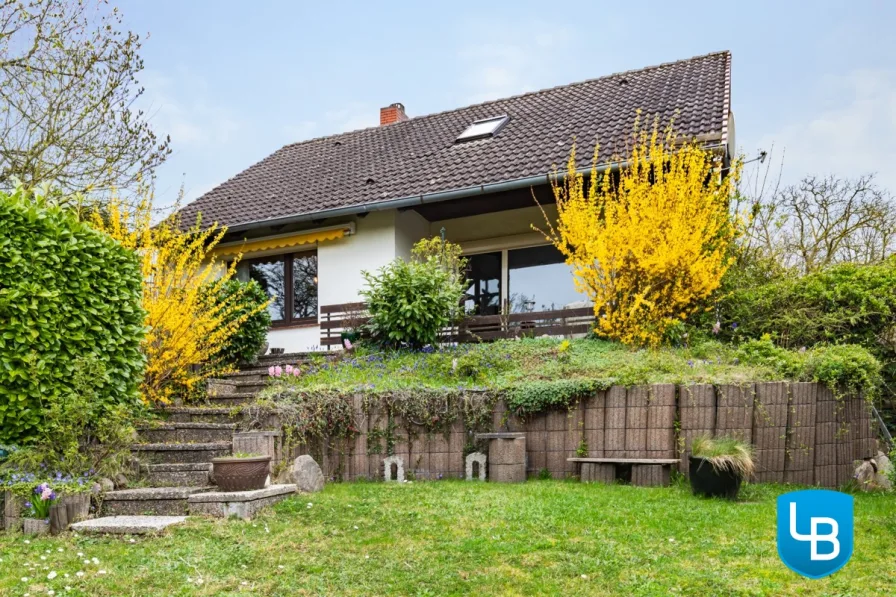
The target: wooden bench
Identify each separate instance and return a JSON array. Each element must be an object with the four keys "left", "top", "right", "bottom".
[{"left": 567, "top": 458, "right": 679, "bottom": 487}]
